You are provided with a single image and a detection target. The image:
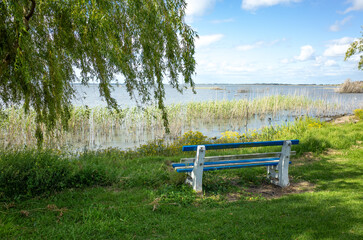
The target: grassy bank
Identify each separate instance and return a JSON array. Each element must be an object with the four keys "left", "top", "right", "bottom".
[{"left": 0, "top": 116, "right": 362, "bottom": 239}]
